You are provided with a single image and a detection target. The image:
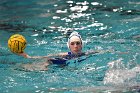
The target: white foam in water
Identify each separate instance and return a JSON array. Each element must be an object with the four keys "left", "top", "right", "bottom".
[
  {"left": 31, "top": 34, "right": 39, "bottom": 36},
  {"left": 70, "top": 6, "right": 89, "bottom": 12},
  {"left": 76, "top": 1, "right": 89, "bottom": 5},
  {"left": 104, "top": 58, "right": 140, "bottom": 86},
  {"left": 52, "top": 16, "right": 60, "bottom": 19},
  {"left": 66, "top": 1, "right": 73, "bottom": 4},
  {"left": 56, "top": 9, "right": 67, "bottom": 13},
  {"left": 91, "top": 2, "right": 100, "bottom": 5},
  {"left": 69, "top": 13, "right": 90, "bottom": 19}
]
